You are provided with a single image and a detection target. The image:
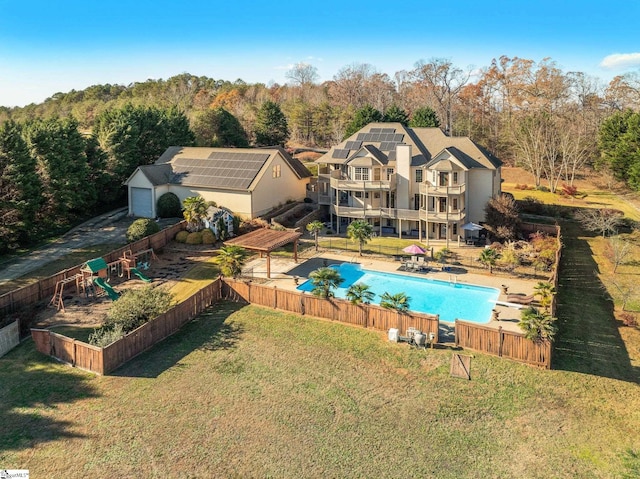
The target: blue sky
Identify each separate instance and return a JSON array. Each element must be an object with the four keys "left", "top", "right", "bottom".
[{"left": 1, "top": 0, "right": 638, "bottom": 107}]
